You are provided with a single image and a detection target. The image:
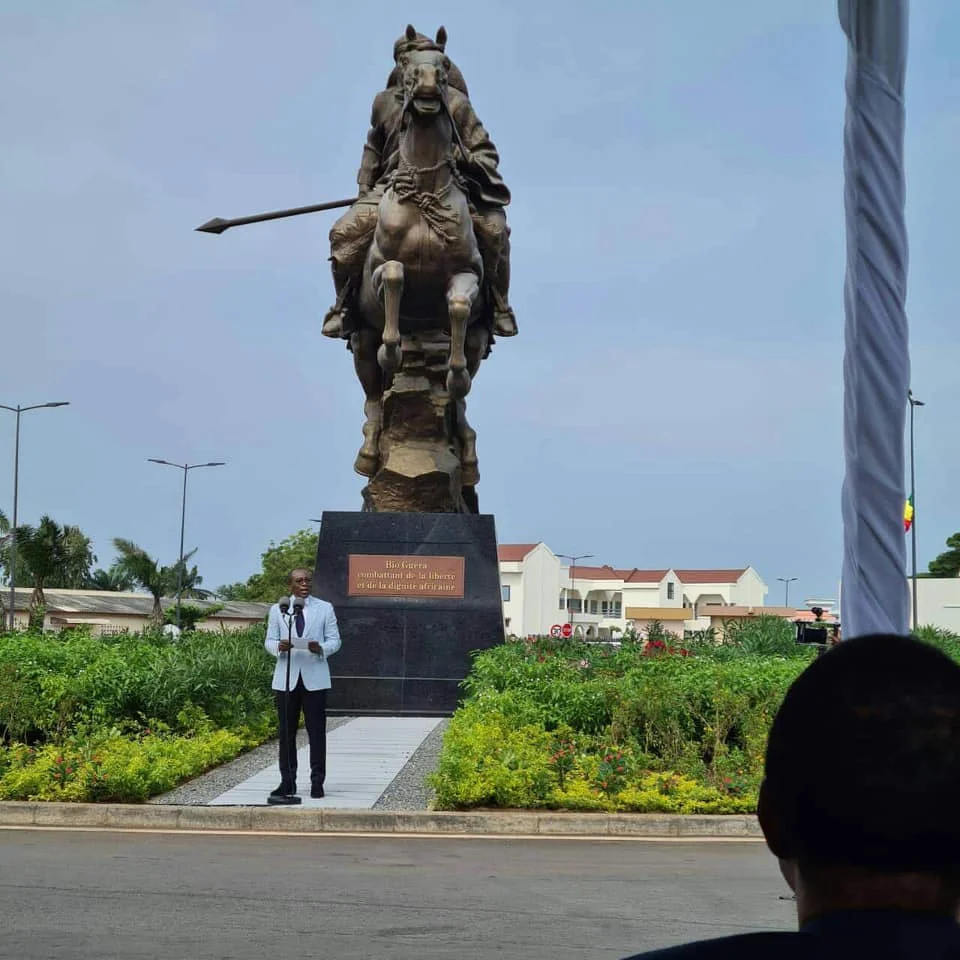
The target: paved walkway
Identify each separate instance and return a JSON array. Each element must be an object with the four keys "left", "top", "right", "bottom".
[{"left": 209, "top": 716, "right": 442, "bottom": 808}]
